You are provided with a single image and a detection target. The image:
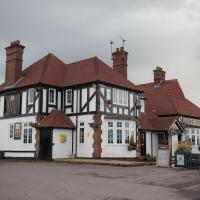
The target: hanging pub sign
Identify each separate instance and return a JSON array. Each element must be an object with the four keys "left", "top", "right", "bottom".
[
  {"left": 14, "top": 123, "right": 22, "bottom": 140},
  {"left": 60, "top": 134, "right": 67, "bottom": 143}
]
